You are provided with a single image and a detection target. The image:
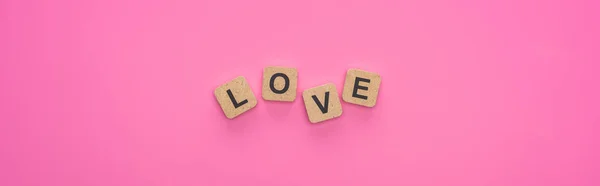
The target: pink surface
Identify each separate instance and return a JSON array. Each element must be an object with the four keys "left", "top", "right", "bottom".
[{"left": 1, "top": 0, "right": 599, "bottom": 185}]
